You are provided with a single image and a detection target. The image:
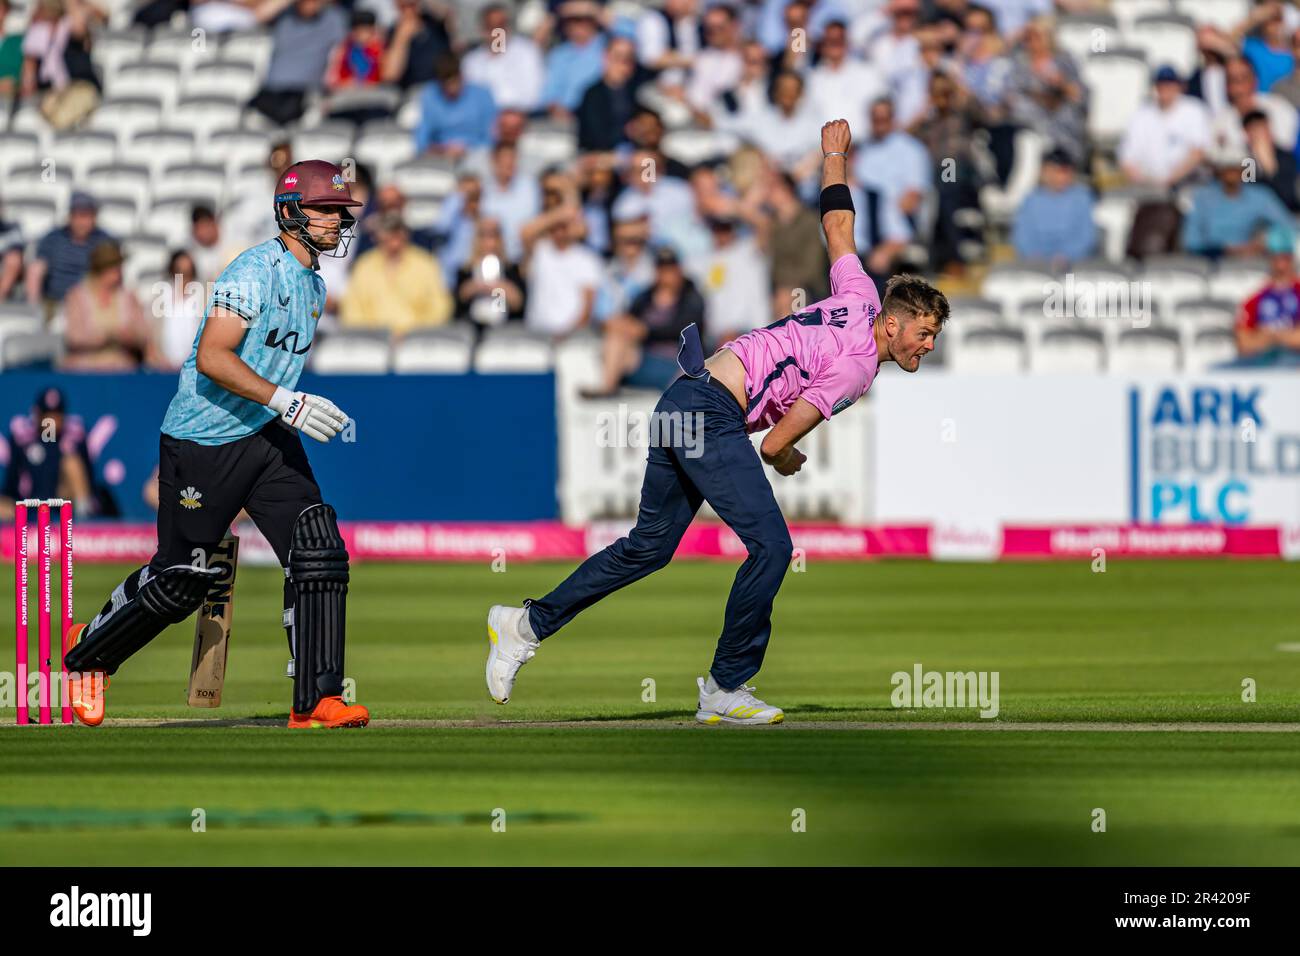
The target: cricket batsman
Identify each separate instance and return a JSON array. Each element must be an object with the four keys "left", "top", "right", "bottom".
[
  {"left": 64, "top": 160, "right": 369, "bottom": 729},
  {"left": 486, "top": 120, "right": 950, "bottom": 725}
]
